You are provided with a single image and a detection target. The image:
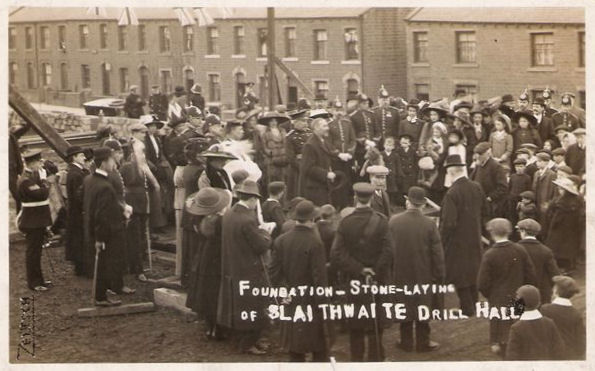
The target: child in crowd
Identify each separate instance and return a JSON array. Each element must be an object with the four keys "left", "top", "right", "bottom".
[
  {"left": 517, "top": 191, "right": 537, "bottom": 221},
  {"left": 381, "top": 136, "right": 402, "bottom": 205},
  {"left": 262, "top": 181, "right": 286, "bottom": 239},
  {"left": 489, "top": 115, "right": 513, "bottom": 167},
  {"left": 395, "top": 135, "right": 418, "bottom": 206}
]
